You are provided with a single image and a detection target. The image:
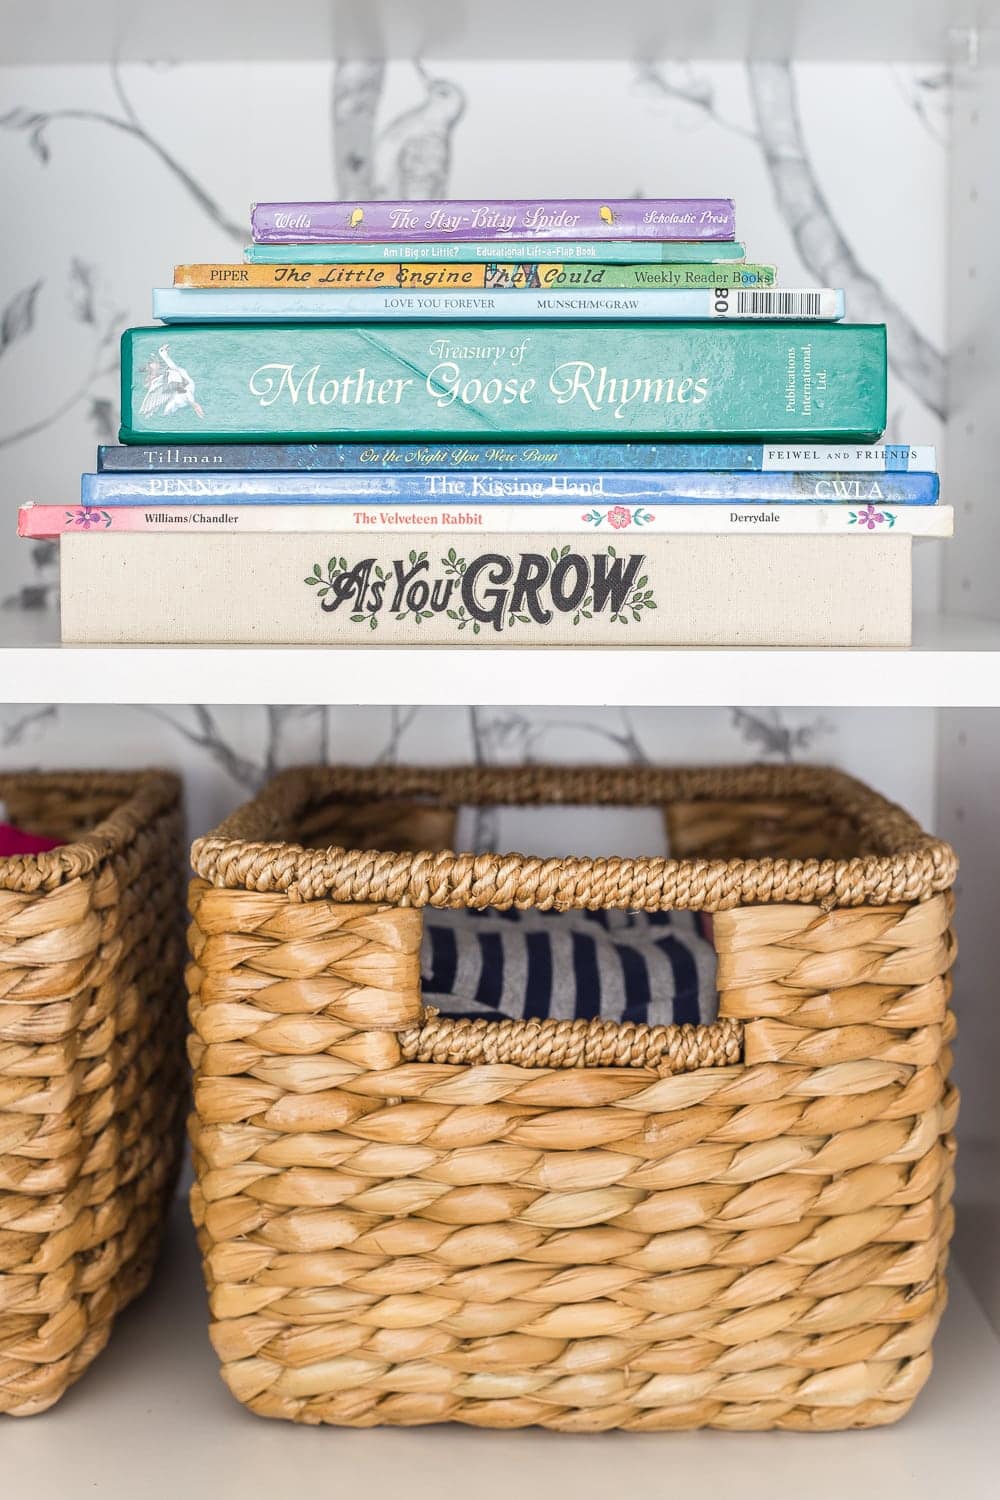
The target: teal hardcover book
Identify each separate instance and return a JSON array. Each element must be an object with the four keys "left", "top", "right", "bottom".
[{"left": 120, "top": 322, "right": 887, "bottom": 443}]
